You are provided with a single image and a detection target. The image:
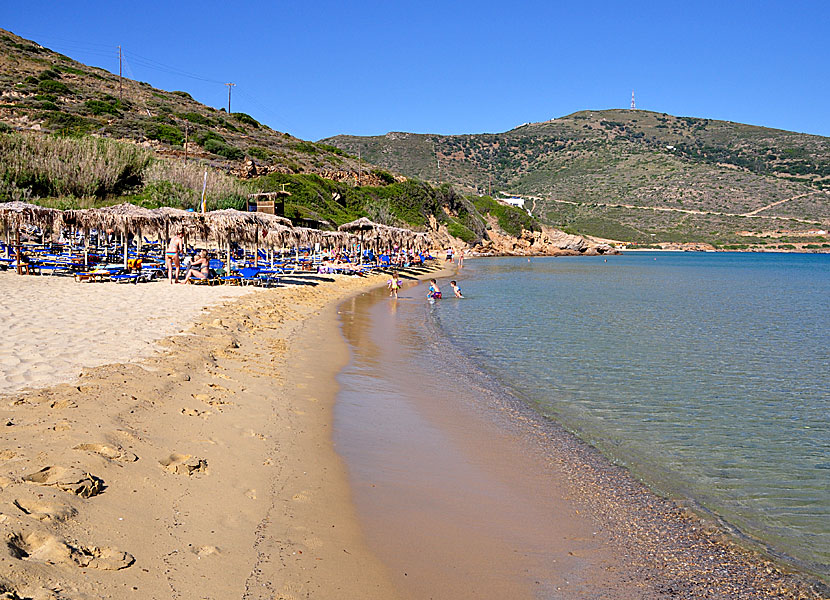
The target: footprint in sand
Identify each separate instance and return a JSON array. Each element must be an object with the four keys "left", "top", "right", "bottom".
[
  {"left": 0, "top": 450, "right": 18, "bottom": 461},
  {"left": 192, "top": 393, "right": 234, "bottom": 408},
  {"left": 73, "top": 443, "right": 138, "bottom": 463},
  {"left": 159, "top": 454, "right": 208, "bottom": 476},
  {"left": 7, "top": 530, "right": 134, "bottom": 570},
  {"left": 13, "top": 498, "right": 77, "bottom": 522},
  {"left": 22, "top": 466, "right": 104, "bottom": 498},
  {"left": 49, "top": 398, "right": 77, "bottom": 410},
  {"left": 181, "top": 408, "right": 212, "bottom": 418},
  {"left": 193, "top": 545, "right": 221, "bottom": 557}
]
